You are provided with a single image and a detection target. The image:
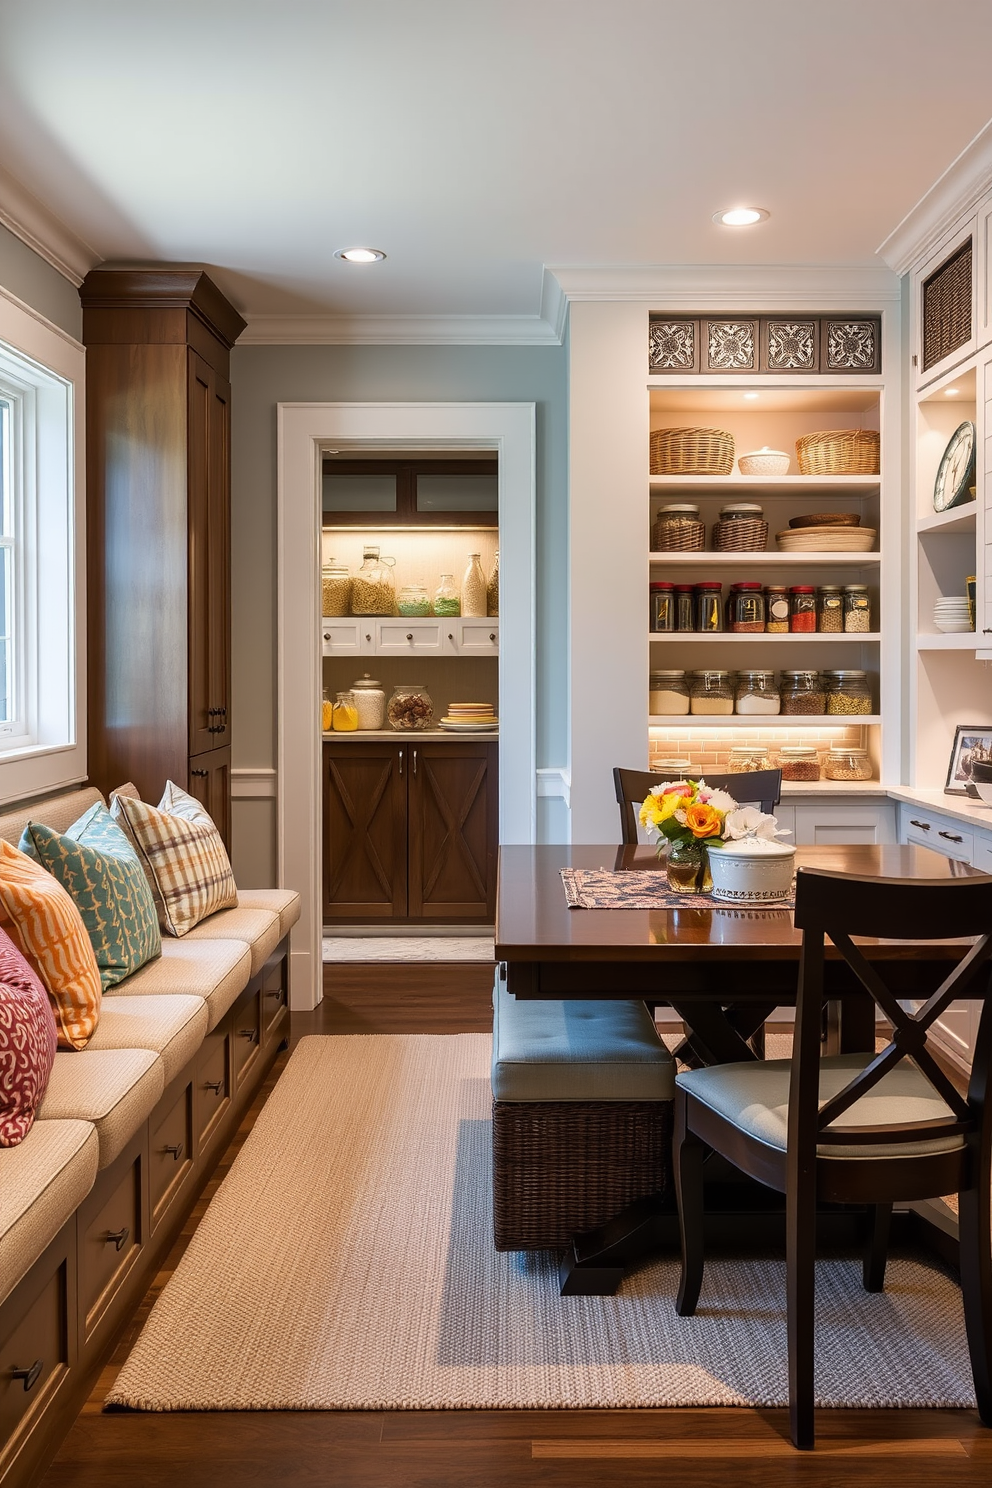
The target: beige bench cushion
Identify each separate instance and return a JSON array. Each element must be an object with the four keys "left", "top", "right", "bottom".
[
  {"left": 106, "top": 938, "right": 251, "bottom": 1031},
  {"left": 0, "top": 787, "right": 104, "bottom": 848},
  {"left": 0, "top": 1119, "right": 98, "bottom": 1304},
  {"left": 85, "top": 995, "right": 208, "bottom": 1087},
  {"left": 236, "top": 888, "right": 301, "bottom": 940},
  {"left": 180, "top": 905, "right": 282, "bottom": 977},
  {"left": 37, "top": 1048, "right": 164, "bottom": 1169}
]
